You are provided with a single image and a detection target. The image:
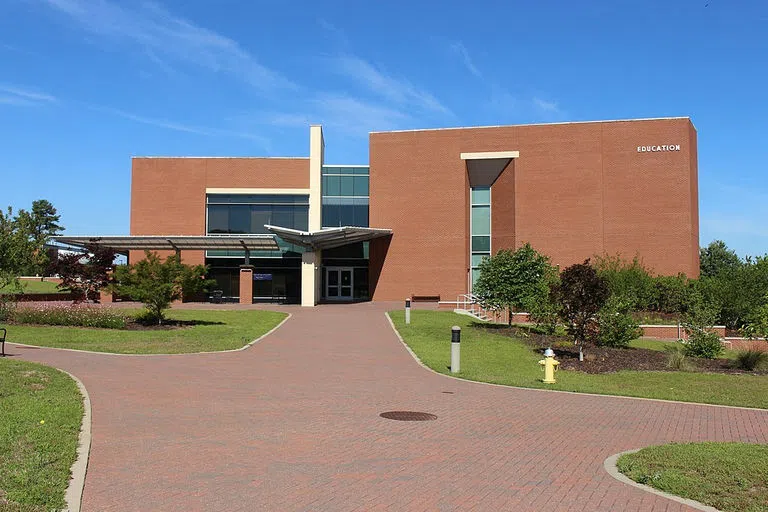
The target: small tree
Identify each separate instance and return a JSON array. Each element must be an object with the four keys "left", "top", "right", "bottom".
[
  {"left": 52, "top": 245, "right": 116, "bottom": 302},
  {"left": 597, "top": 296, "right": 642, "bottom": 348},
  {"left": 473, "top": 243, "right": 555, "bottom": 325},
  {"left": 681, "top": 287, "right": 723, "bottom": 359},
  {"left": 112, "top": 251, "right": 211, "bottom": 324},
  {"left": 554, "top": 259, "right": 610, "bottom": 360},
  {"left": 699, "top": 240, "right": 741, "bottom": 278}
]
